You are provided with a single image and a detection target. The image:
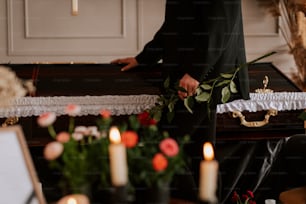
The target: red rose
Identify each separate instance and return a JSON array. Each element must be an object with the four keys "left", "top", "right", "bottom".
[
  {"left": 159, "top": 138, "right": 179, "bottom": 157},
  {"left": 137, "top": 111, "right": 157, "bottom": 126},
  {"left": 121, "top": 131, "right": 139, "bottom": 148},
  {"left": 152, "top": 153, "right": 168, "bottom": 172},
  {"left": 231, "top": 191, "right": 239, "bottom": 203},
  {"left": 247, "top": 190, "right": 254, "bottom": 198},
  {"left": 241, "top": 194, "right": 248, "bottom": 201}
]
